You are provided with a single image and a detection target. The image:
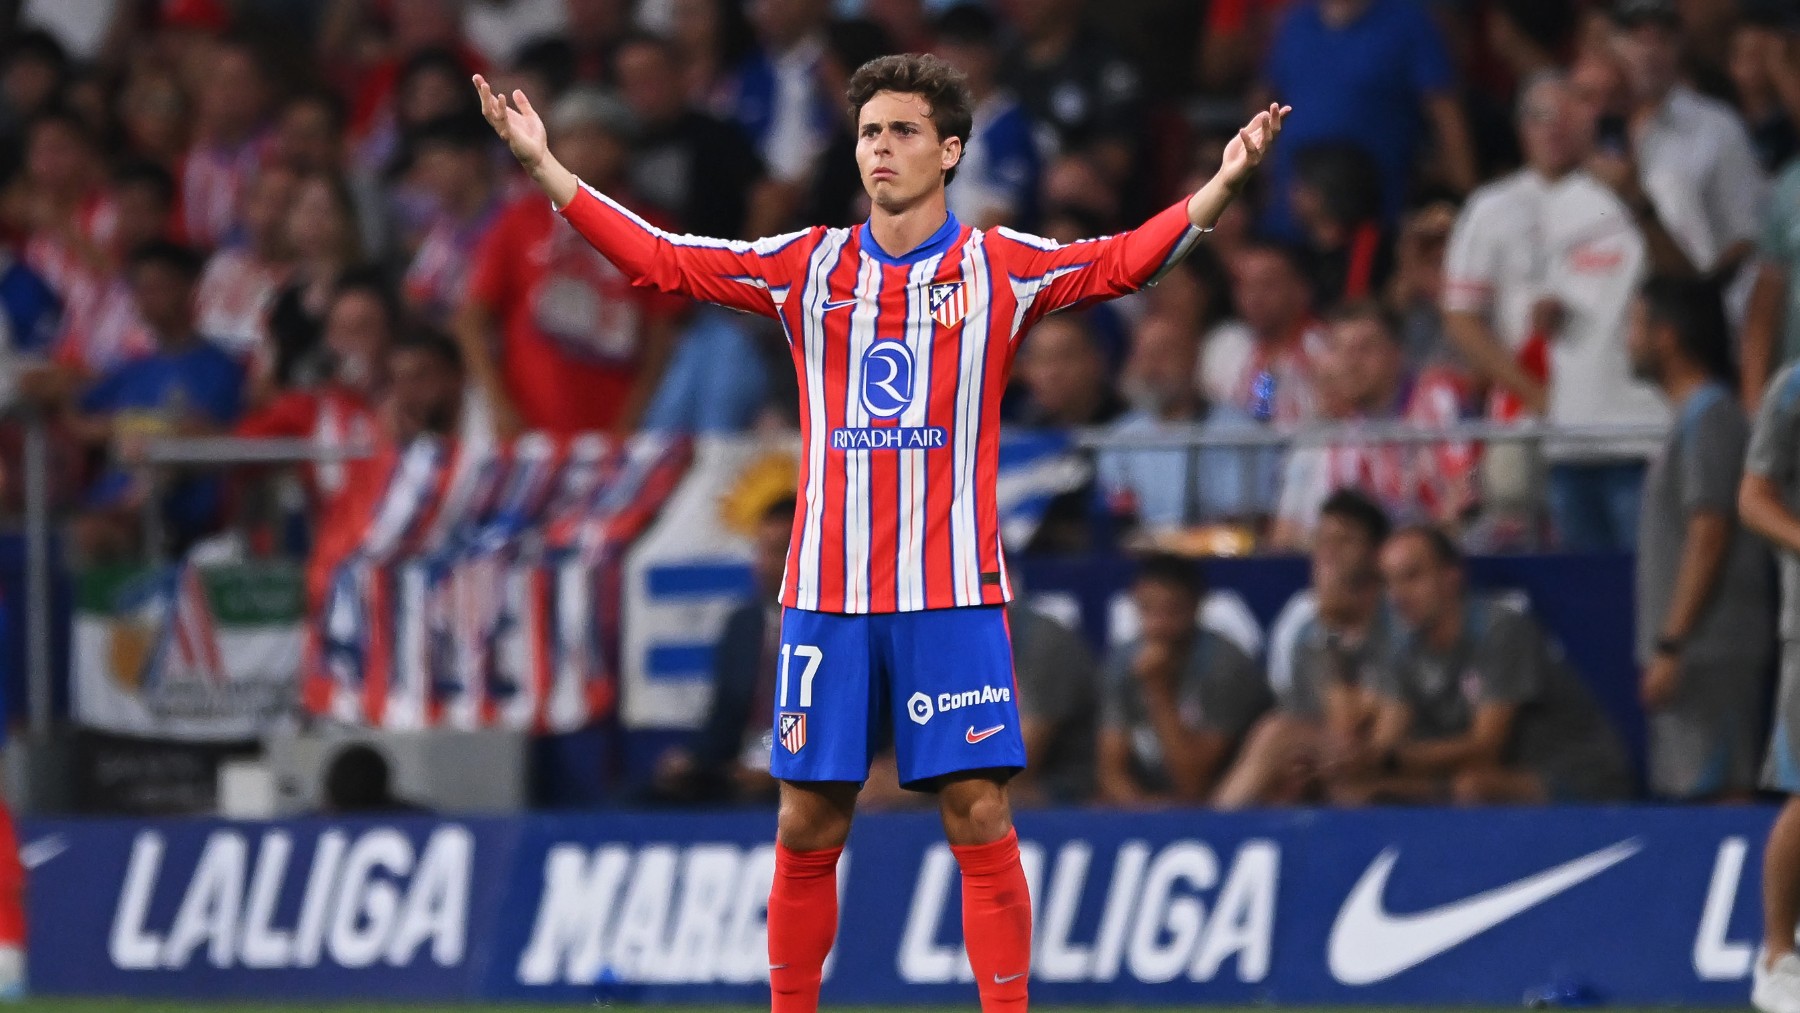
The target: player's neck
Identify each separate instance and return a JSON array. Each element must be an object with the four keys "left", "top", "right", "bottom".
[{"left": 867, "top": 192, "right": 951, "bottom": 261}]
